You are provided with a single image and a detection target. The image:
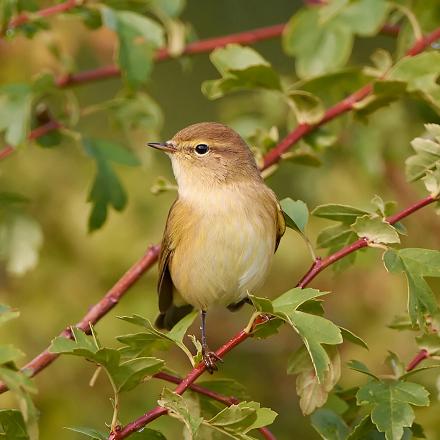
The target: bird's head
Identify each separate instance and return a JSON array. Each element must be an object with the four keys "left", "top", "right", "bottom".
[{"left": 147, "top": 122, "right": 261, "bottom": 190}]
